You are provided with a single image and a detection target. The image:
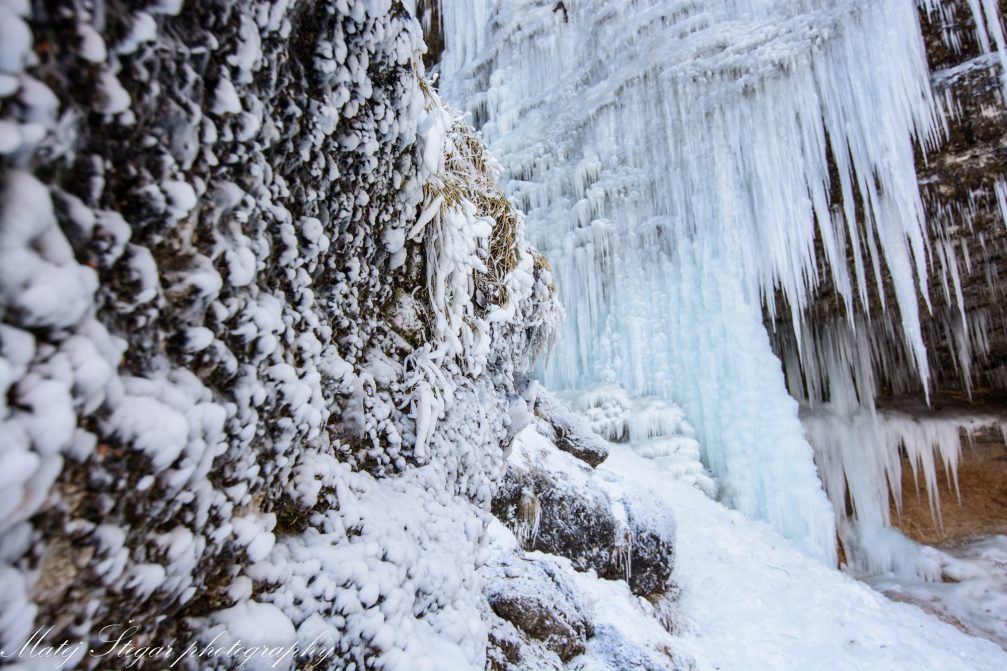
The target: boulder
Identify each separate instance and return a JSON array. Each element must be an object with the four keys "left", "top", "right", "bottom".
[
  {"left": 493, "top": 426, "right": 675, "bottom": 597},
  {"left": 535, "top": 391, "right": 610, "bottom": 467},
  {"left": 484, "top": 553, "right": 594, "bottom": 662}
]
